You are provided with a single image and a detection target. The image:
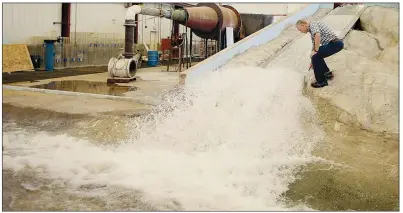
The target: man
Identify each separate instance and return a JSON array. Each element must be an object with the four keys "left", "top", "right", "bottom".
[{"left": 296, "top": 19, "right": 344, "bottom": 88}]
